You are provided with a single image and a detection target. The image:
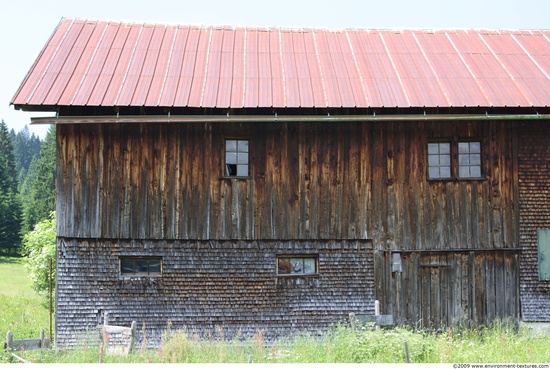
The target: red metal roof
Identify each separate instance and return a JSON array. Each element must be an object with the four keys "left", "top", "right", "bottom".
[{"left": 11, "top": 18, "right": 550, "bottom": 110}]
